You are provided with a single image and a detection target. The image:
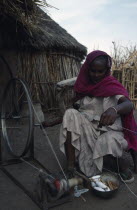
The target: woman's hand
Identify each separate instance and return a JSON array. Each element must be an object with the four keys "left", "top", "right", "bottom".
[
  {"left": 99, "top": 107, "right": 117, "bottom": 127},
  {"left": 73, "top": 103, "right": 80, "bottom": 110},
  {"left": 99, "top": 96, "right": 133, "bottom": 128}
]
